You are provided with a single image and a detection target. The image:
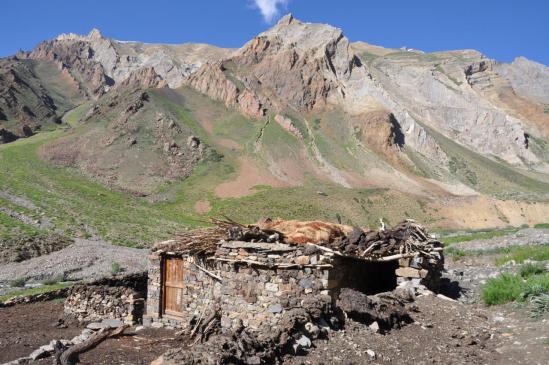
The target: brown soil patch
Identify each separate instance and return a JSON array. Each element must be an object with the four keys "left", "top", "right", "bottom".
[
  {"left": 216, "top": 138, "right": 242, "bottom": 150},
  {"left": 285, "top": 295, "right": 505, "bottom": 364},
  {"left": 0, "top": 300, "right": 179, "bottom": 365},
  {"left": 432, "top": 195, "right": 549, "bottom": 229},
  {"left": 214, "top": 157, "right": 288, "bottom": 198},
  {"left": 194, "top": 199, "right": 212, "bottom": 214},
  {"left": 0, "top": 301, "right": 81, "bottom": 363}
]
